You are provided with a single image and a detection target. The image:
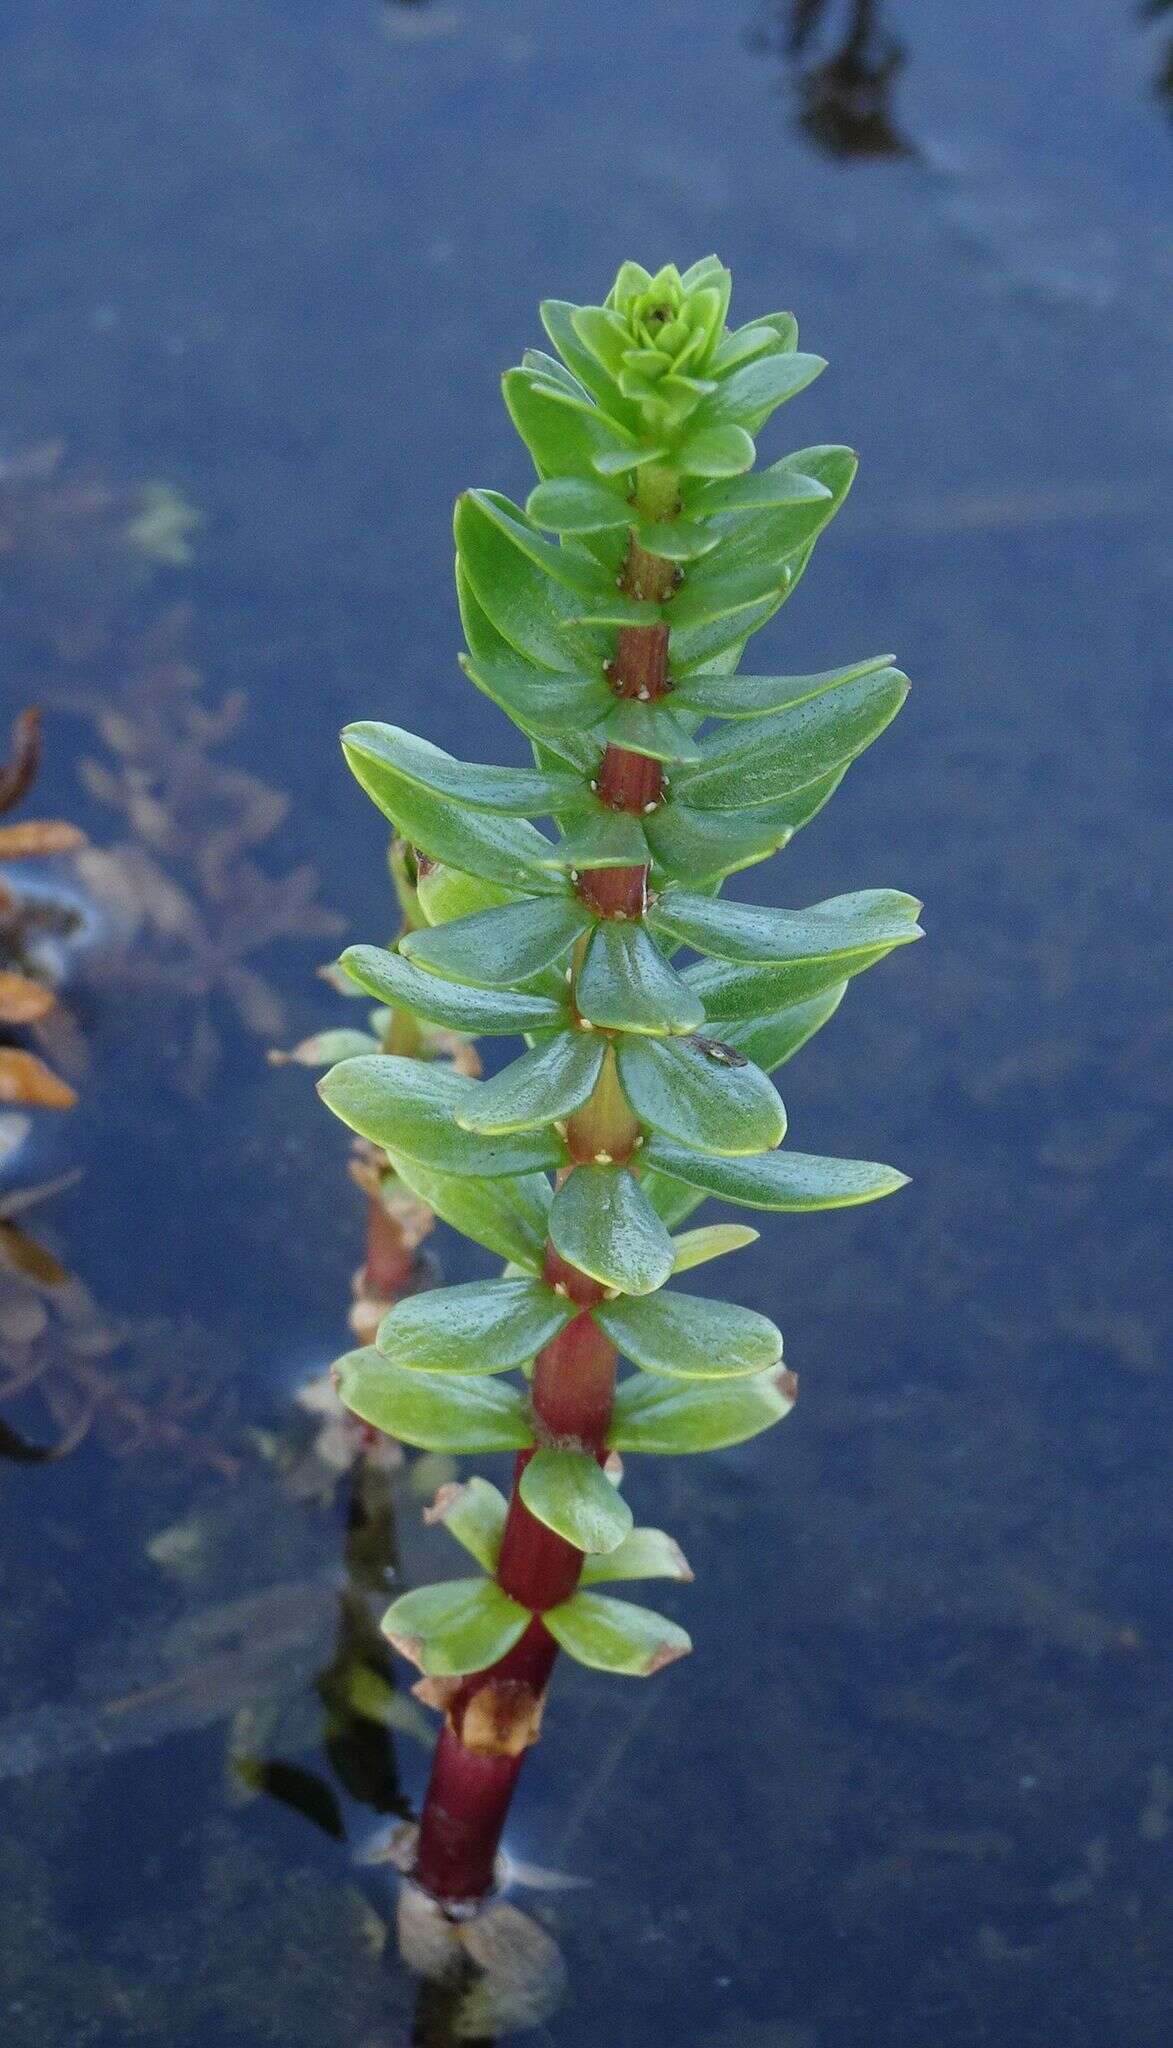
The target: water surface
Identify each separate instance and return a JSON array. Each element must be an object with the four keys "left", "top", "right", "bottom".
[{"left": 1, "top": 2, "right": 1170, "bottom": 2043}]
